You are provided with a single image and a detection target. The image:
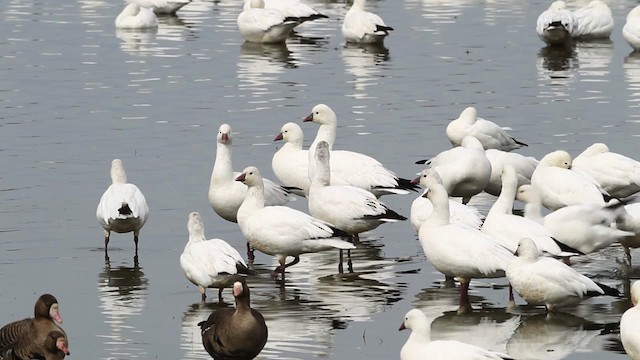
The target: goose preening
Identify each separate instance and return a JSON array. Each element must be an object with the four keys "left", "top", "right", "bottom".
[
  {"left": 572, "top": 143, "right": 640, "bottom": 198},
  {"left": 243, "top": 0, "right": 328, "bottom": 24},
  {"left": 342, "top": 0, "right": 393, "bottom": 44},
  {"left": 572, "top": 0, "right": 614, "bottom": 39},
  {"left": 621, "top": 281, "right": 640, "bottom": 360},
  {"left": 235, "top": 166, "right": 355, "bottom": 281},
  {"left": 399, "top": 309, "right": 513, "bottom": 360},
  {"left": 198, "top": 279, "right": 267, "bottom": 360},
  {"left": 445, "top": 107, "right": 527, "bottom": 152},
  {"left": 624, "top": 5, "right": 640, "bottom": 51},
  {"left": 0, "top": 294, "right": 66, "bottom": 358},
  {"left": 180, "top": 212, "right": 253, "bottom": 302},
  {"left": 272, "top": 122, "right": 309, "bottom": 196},
  {"left": 237, "top": 0, "right": 300, "bottom": 43},
  {"left": 115, "top": 3, "right": 159, "bottom": 29},
  {"left": 97, "top": 159, "right": 149, "bottom": 257},
  {"left": 126, "top": 0, "right": 191, "bottom": 15},
  {"left": 304, "top": 104, "right": 417, "bottom": 197},
  {"left": 506, "top": 238, "right": 620, "bottom": 312},
  {"left": 536, "top": 1, "right": 577, "bottom": 46}
]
